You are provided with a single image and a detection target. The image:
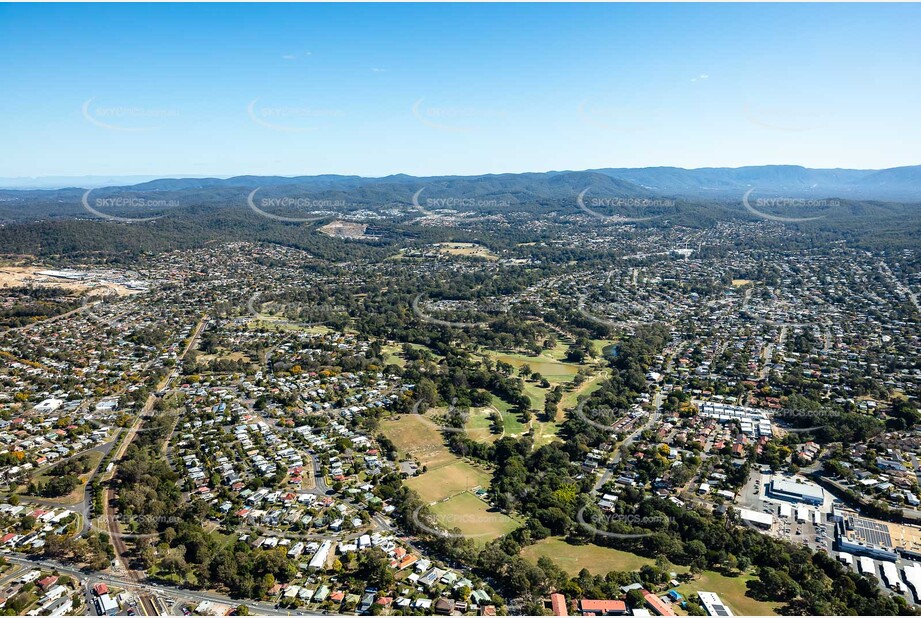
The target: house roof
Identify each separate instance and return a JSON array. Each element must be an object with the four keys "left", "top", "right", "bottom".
[
  {"left": 551, "top": 592, "right": 568, "bottom": 616},
  {"left": 580, "top": 599, "right": 626, "bottom": 613}
]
